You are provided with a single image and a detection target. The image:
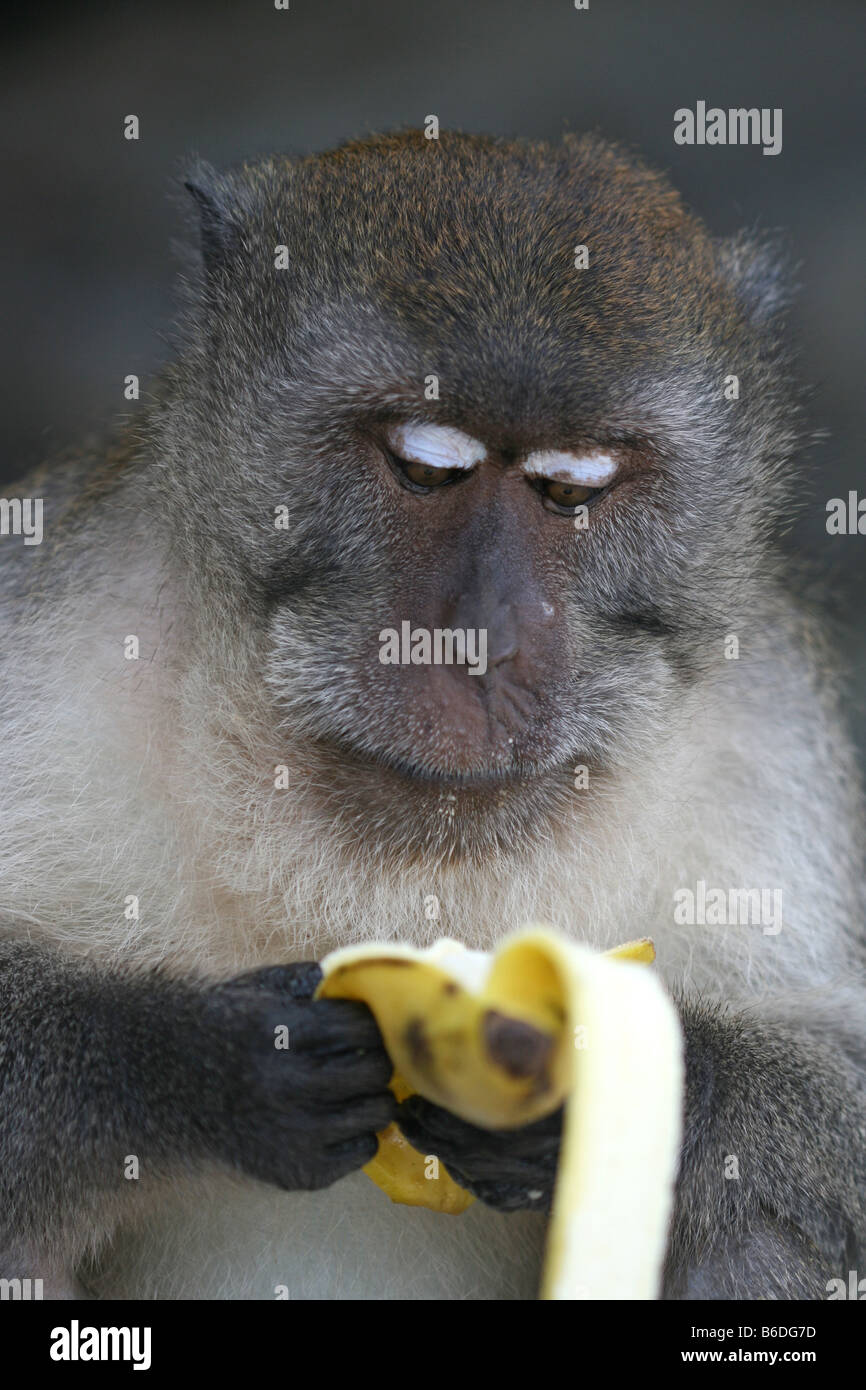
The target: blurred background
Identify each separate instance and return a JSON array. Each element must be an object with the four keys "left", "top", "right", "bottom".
[{"left": 2, "top": 0, "right": 864, "bottom": 736}]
